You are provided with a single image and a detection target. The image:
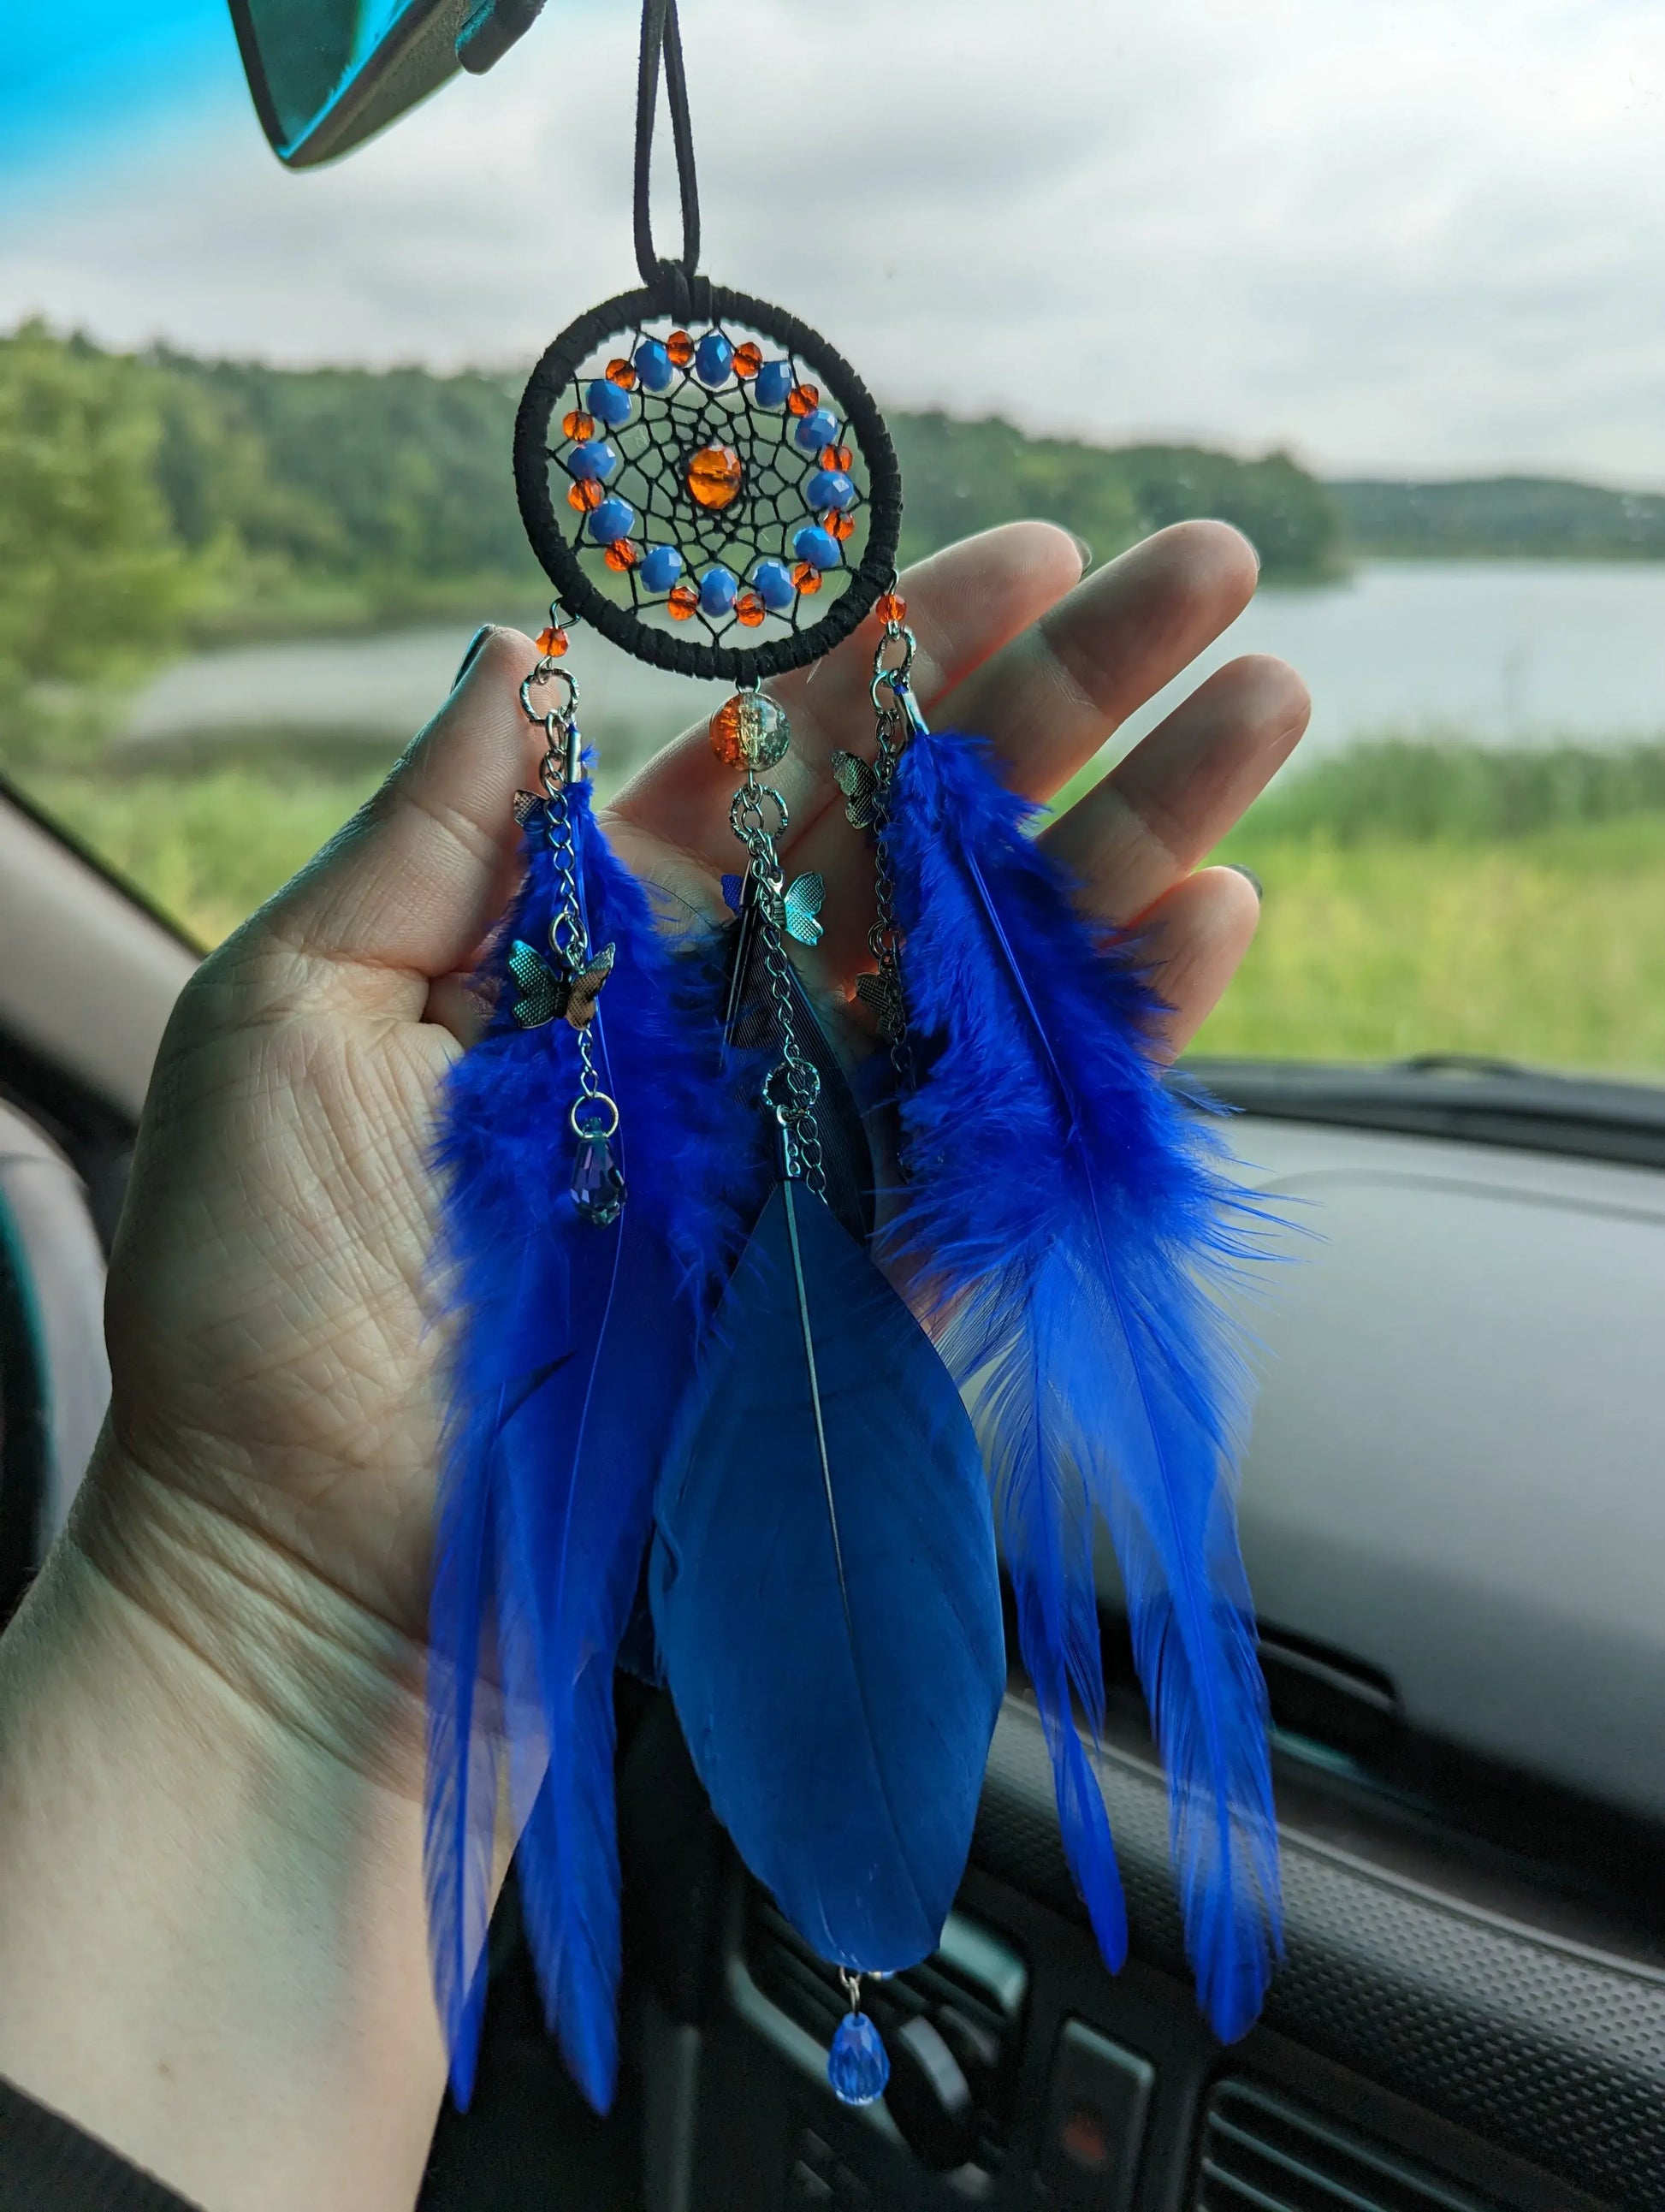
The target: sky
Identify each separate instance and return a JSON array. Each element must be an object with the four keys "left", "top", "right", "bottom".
[{"left": 3, "top": 0, "right": 1665, "bottom": 483}]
